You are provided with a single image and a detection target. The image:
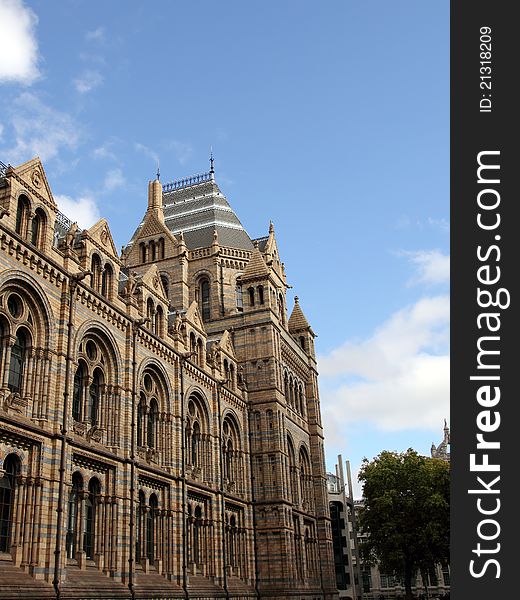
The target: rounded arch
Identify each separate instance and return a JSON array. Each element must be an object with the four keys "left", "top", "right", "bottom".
[
  {"left": 31, "top": 206, "right": 48, "bottom": 249},
  {"left": 222, "top": 410, "right": 243, "bottom": 448},
  {"left": 15, "top": 193, "right": 31, "bottom": 236},
  {"left": 73, "top": 320, "right": 123, "bottom": 376},
  {"left": 0, "top": 269, "right": 56, "bottom": 345},
  {"left": 137, "top": 358, "right": 173, "bottom": 411},
  {"left": 184, "top": 387, "right": 211, "bottom": 428},
  {"left": 298, "top": 442, "right": 311, "bottom": 463}
]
